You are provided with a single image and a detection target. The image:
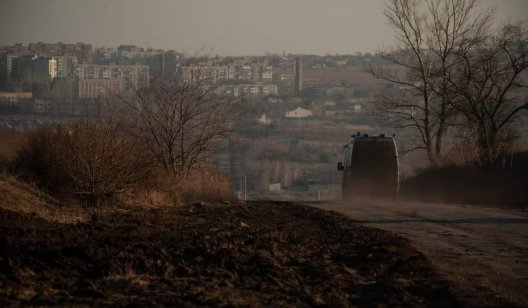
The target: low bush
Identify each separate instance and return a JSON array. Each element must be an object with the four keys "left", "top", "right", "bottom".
[
  {"left": 11, "top": 120, "right": 236, "bottom": 207},
  {"left": 13, "top": 121, "right": 155, "bottom": 206}
]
